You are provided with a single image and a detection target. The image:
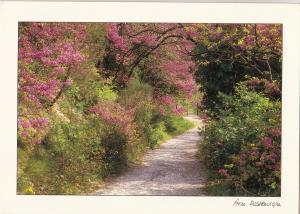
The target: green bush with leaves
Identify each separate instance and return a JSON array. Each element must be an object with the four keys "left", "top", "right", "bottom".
[
  {"left": 199, "top": 83, "right": 281, "bottom": 196},
  {"left": 18, "top": 115, "right": 105, "bottom": 194}
]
